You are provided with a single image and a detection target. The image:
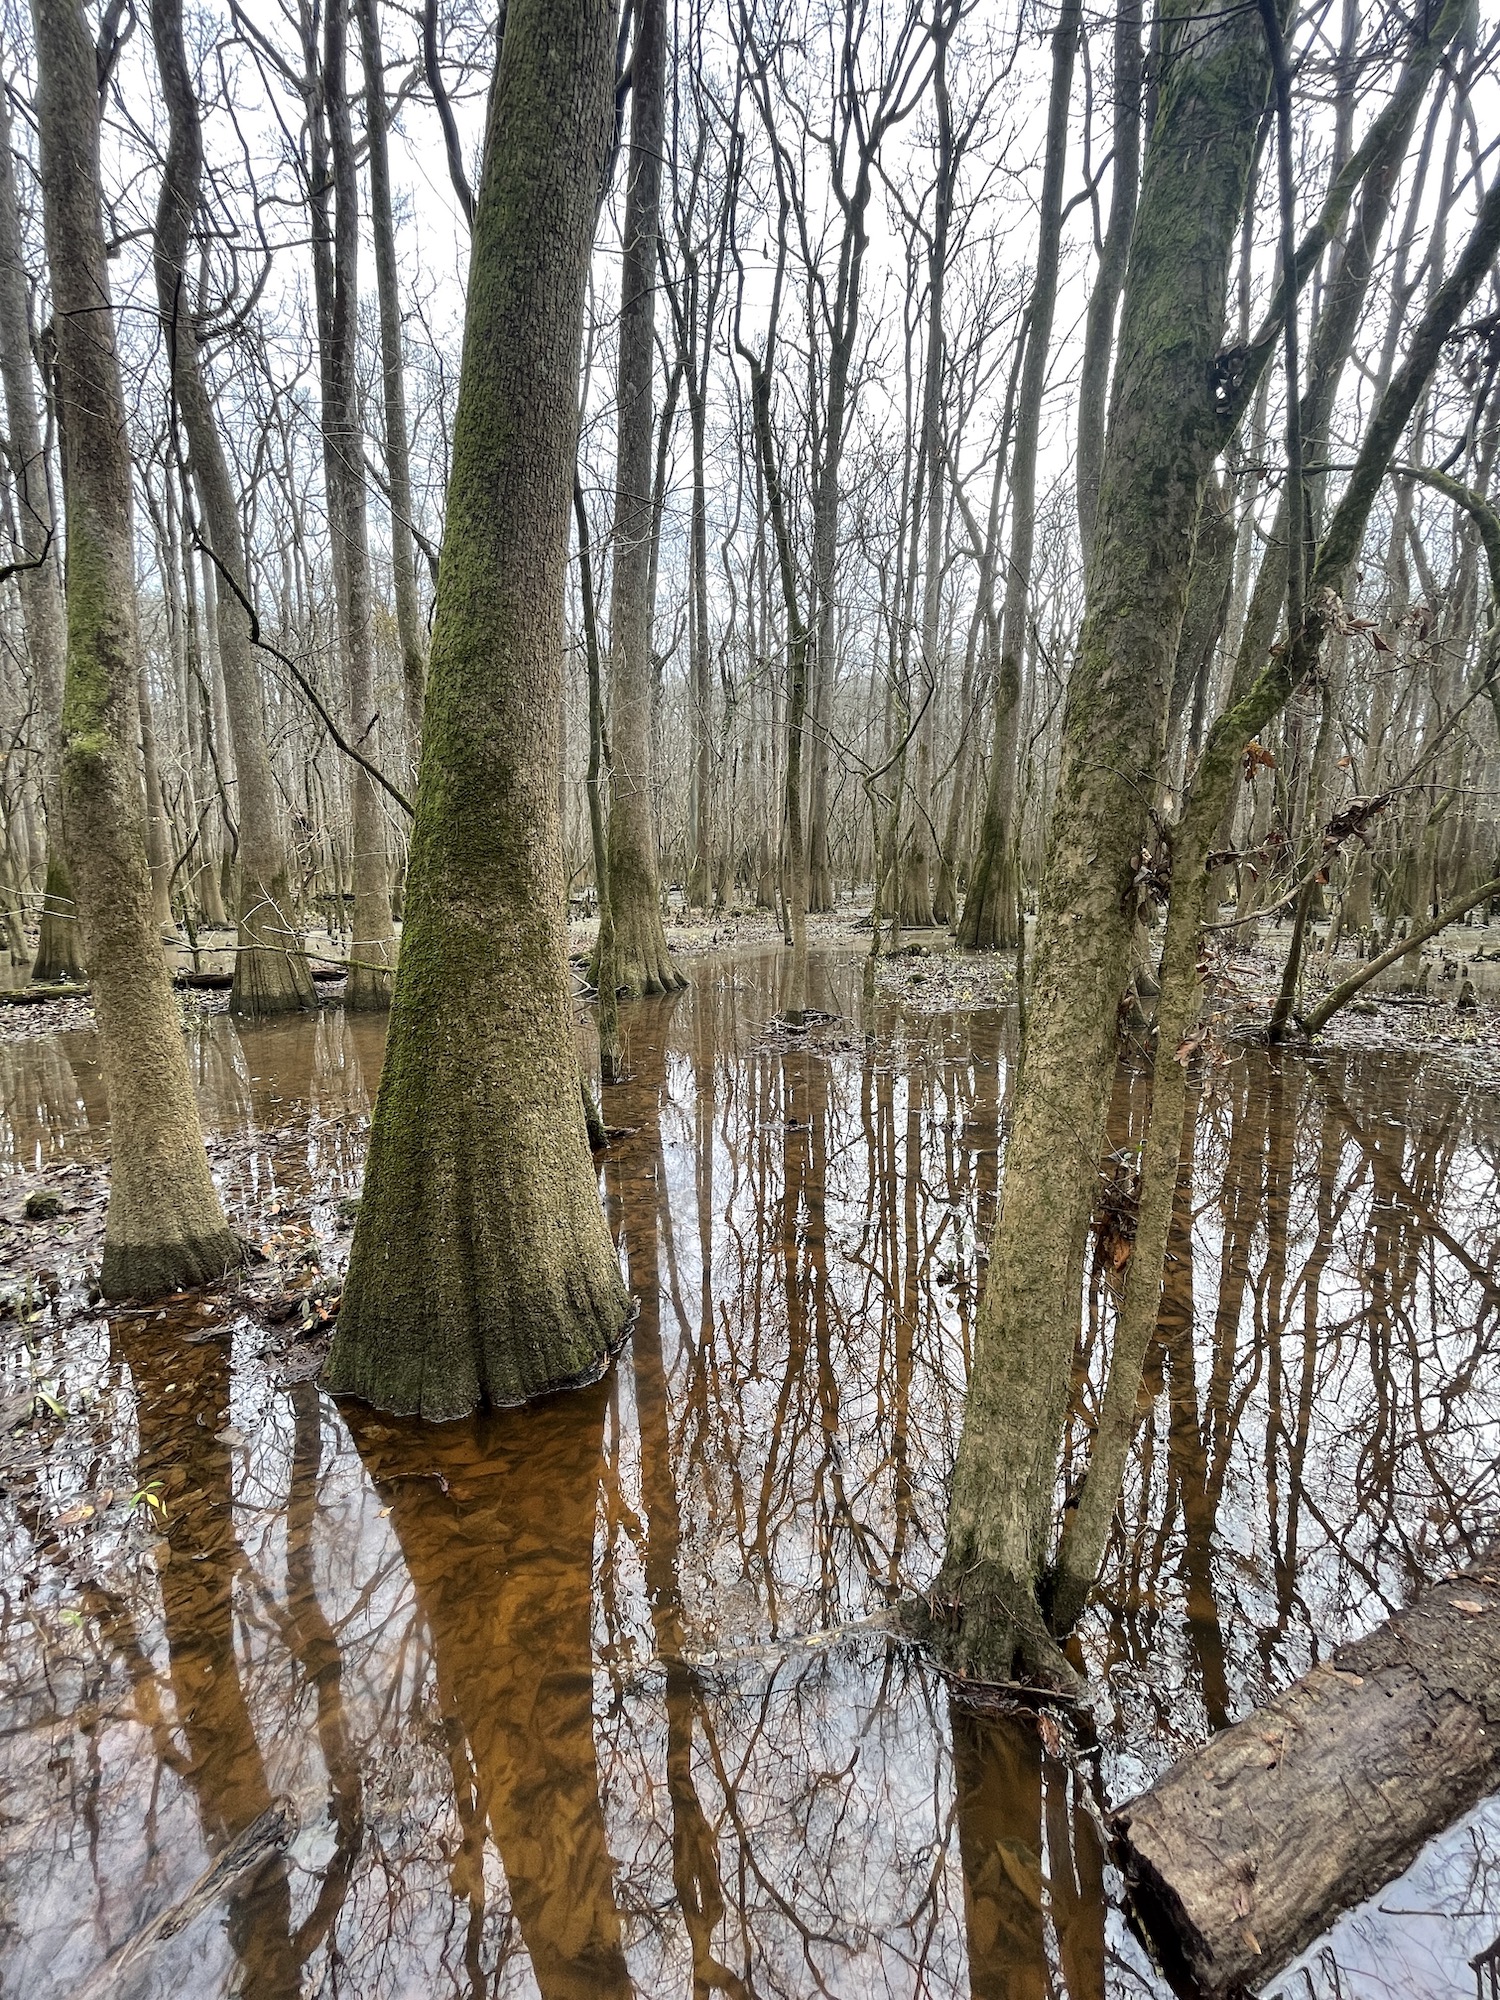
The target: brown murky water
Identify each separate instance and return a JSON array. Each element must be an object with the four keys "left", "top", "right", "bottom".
[{"left": 1, "top": 945, "right": 1498, "bottom": 1998}]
